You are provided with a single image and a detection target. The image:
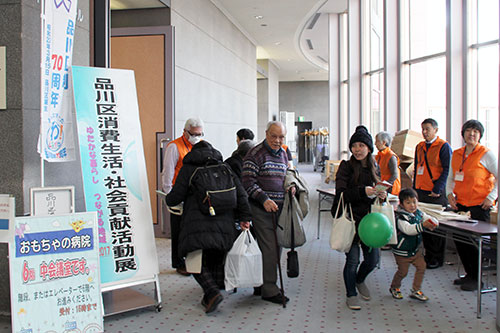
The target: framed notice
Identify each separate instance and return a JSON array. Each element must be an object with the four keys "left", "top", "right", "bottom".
[
  {"left": 30, "top": 186, "right": 75, "bottom": 217},
  {"left": 0, "top": 194, "right": 14, "bottom": 242},
  {"left": 10, "top": 212, "right": 103, "bottom": 332}
]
